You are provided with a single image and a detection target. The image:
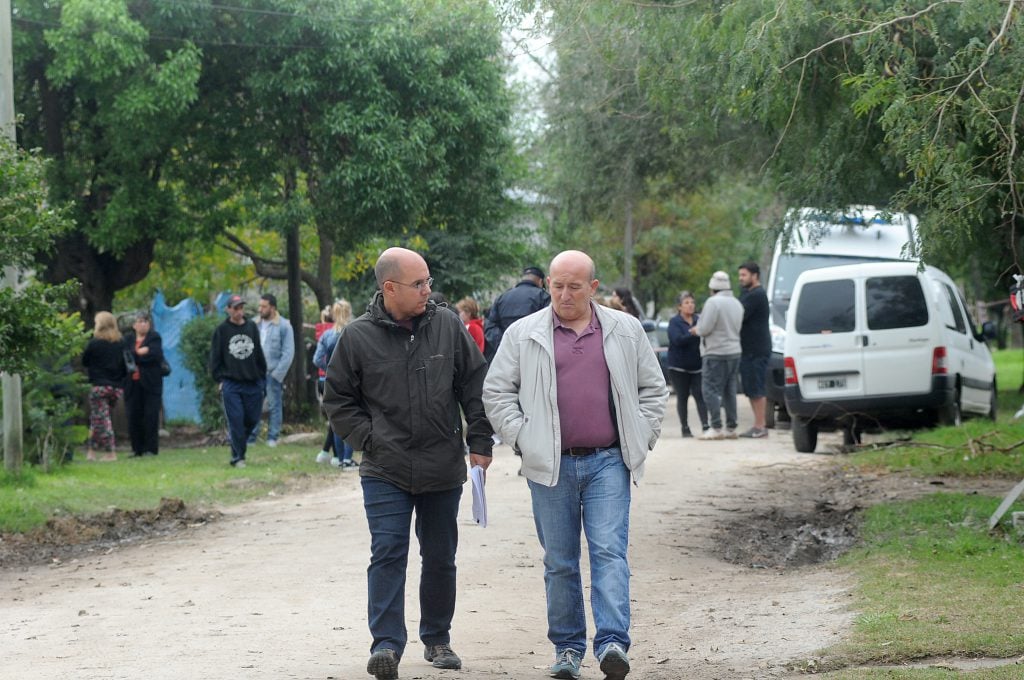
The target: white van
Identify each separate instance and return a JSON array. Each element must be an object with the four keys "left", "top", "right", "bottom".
[
  {"left": 783, "top": 262, "right": 996, "bottom": 453},
  {"left": 765, "top": 207, "right": 920, "bottom": 426}
]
